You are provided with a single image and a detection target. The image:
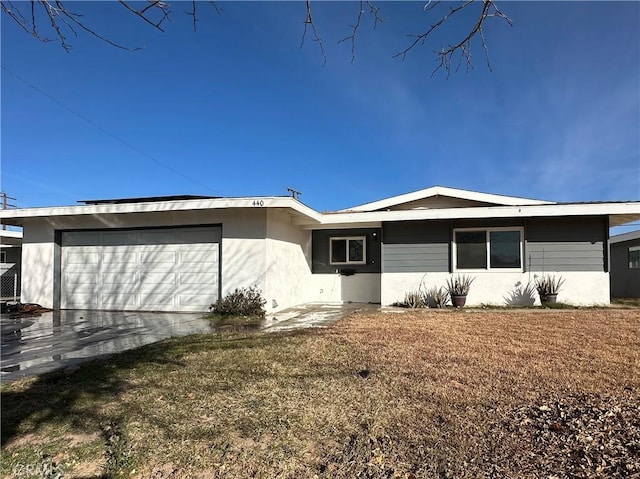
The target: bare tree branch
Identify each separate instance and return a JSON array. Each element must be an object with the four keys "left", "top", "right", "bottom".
[
  {"left": 186, "top": 0, "right": 197, "bottom": 31},
  {"left": 2, "top": 0, "right": 510, "bottom": 75},
  {"left": 300, "top": 0, "right": 326, "bottom": 66},
  {"left": 117, "top": 0, "right": 171, "bottom": 32},
  {"left": 395, "top": 0, "right": 512, "bottom": 76},
  {"left": 338, "top": 1, "right": 383, "bottom": 64}
]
